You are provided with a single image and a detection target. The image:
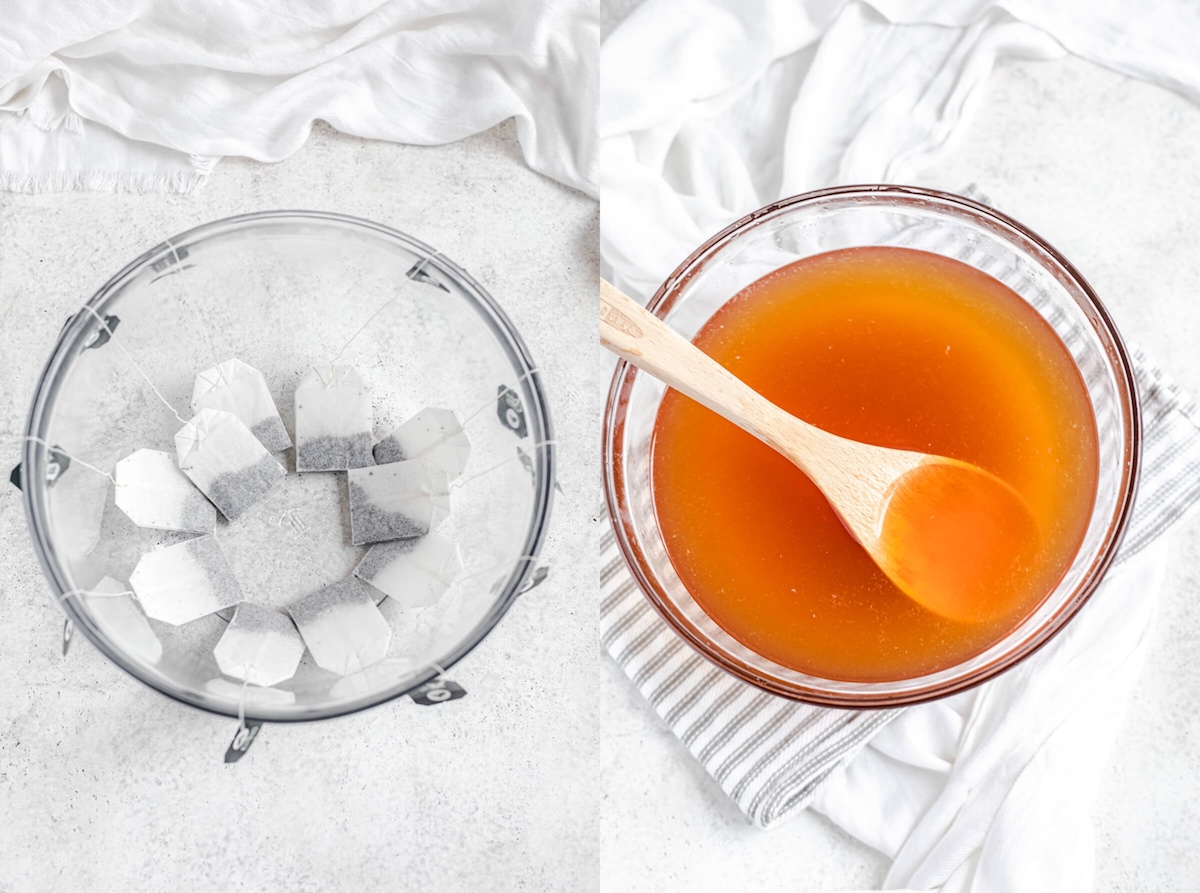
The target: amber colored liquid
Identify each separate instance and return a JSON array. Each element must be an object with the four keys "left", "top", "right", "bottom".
[{"left": 650, "top": 247, "right": 1099, "bottom": 681}]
